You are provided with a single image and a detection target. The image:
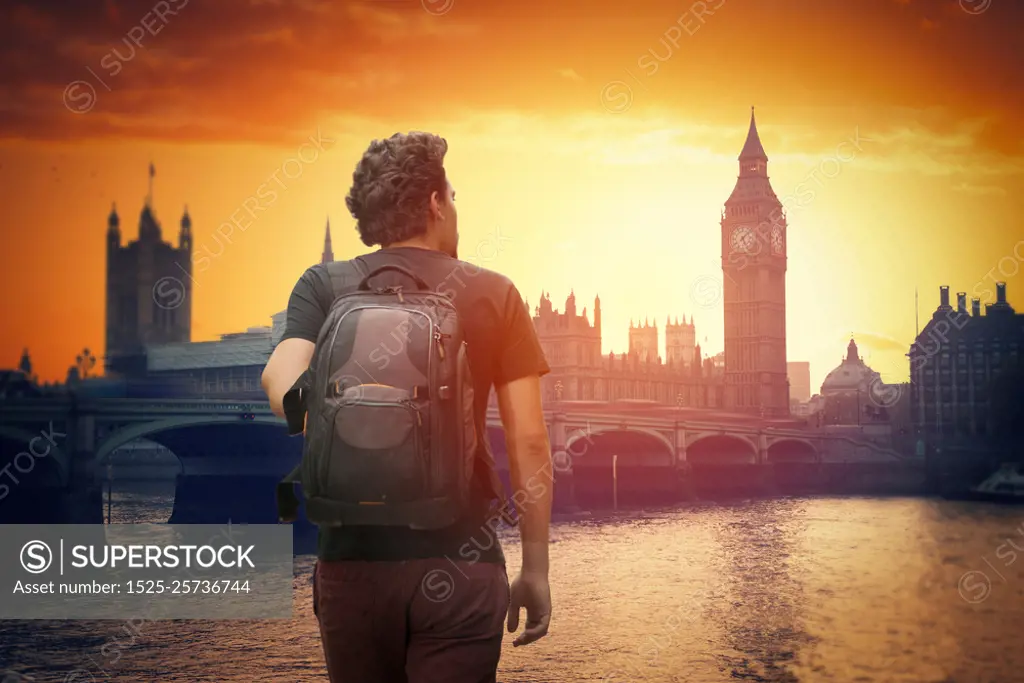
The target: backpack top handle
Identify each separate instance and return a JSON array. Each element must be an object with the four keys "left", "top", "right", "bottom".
[{"left": 357, "top": 264, "right": 430, "bottom": 292}]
